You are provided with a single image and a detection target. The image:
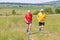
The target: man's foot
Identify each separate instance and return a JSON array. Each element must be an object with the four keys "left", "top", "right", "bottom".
[
  {"left": 41, "top": 31, "right": 44, "bottom": 34},
  {"left": 38, "top": 28, "right": 41, "bottom": 32},
  {"left": 28, "top": 32, "right": 31, "bottom": 35},
  {"left": 26, "top": 29, "right": 28, "bottom": 33}
]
